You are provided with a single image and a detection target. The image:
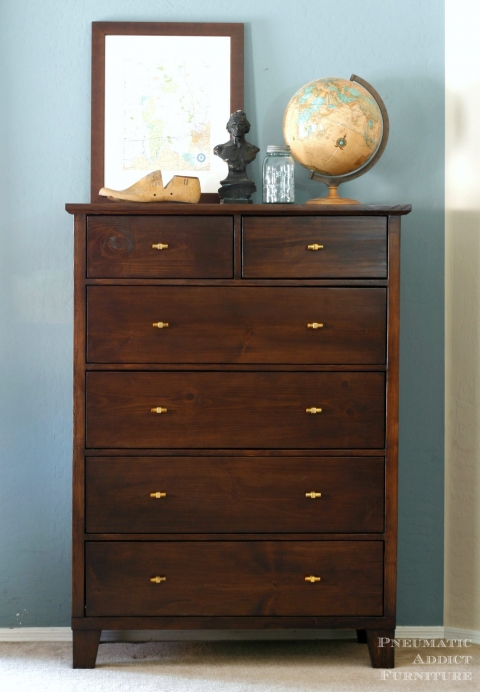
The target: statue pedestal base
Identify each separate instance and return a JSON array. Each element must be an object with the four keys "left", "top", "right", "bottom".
[
  {"left": 218, "top": 179, "right": 256, "bottom": 205},
  {"left": 220, "top": 198, "right": 253, "bottom": 204}
]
